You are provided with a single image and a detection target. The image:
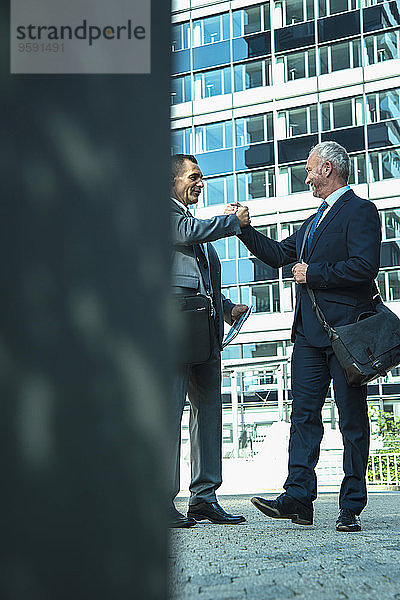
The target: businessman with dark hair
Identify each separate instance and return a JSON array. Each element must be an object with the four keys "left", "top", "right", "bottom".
[
  {"left": 226, "top": 142, "right": 381, "bottom": 532},
  {"left": 169, "top": 154, "right": 249, "bottom": 528}
]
